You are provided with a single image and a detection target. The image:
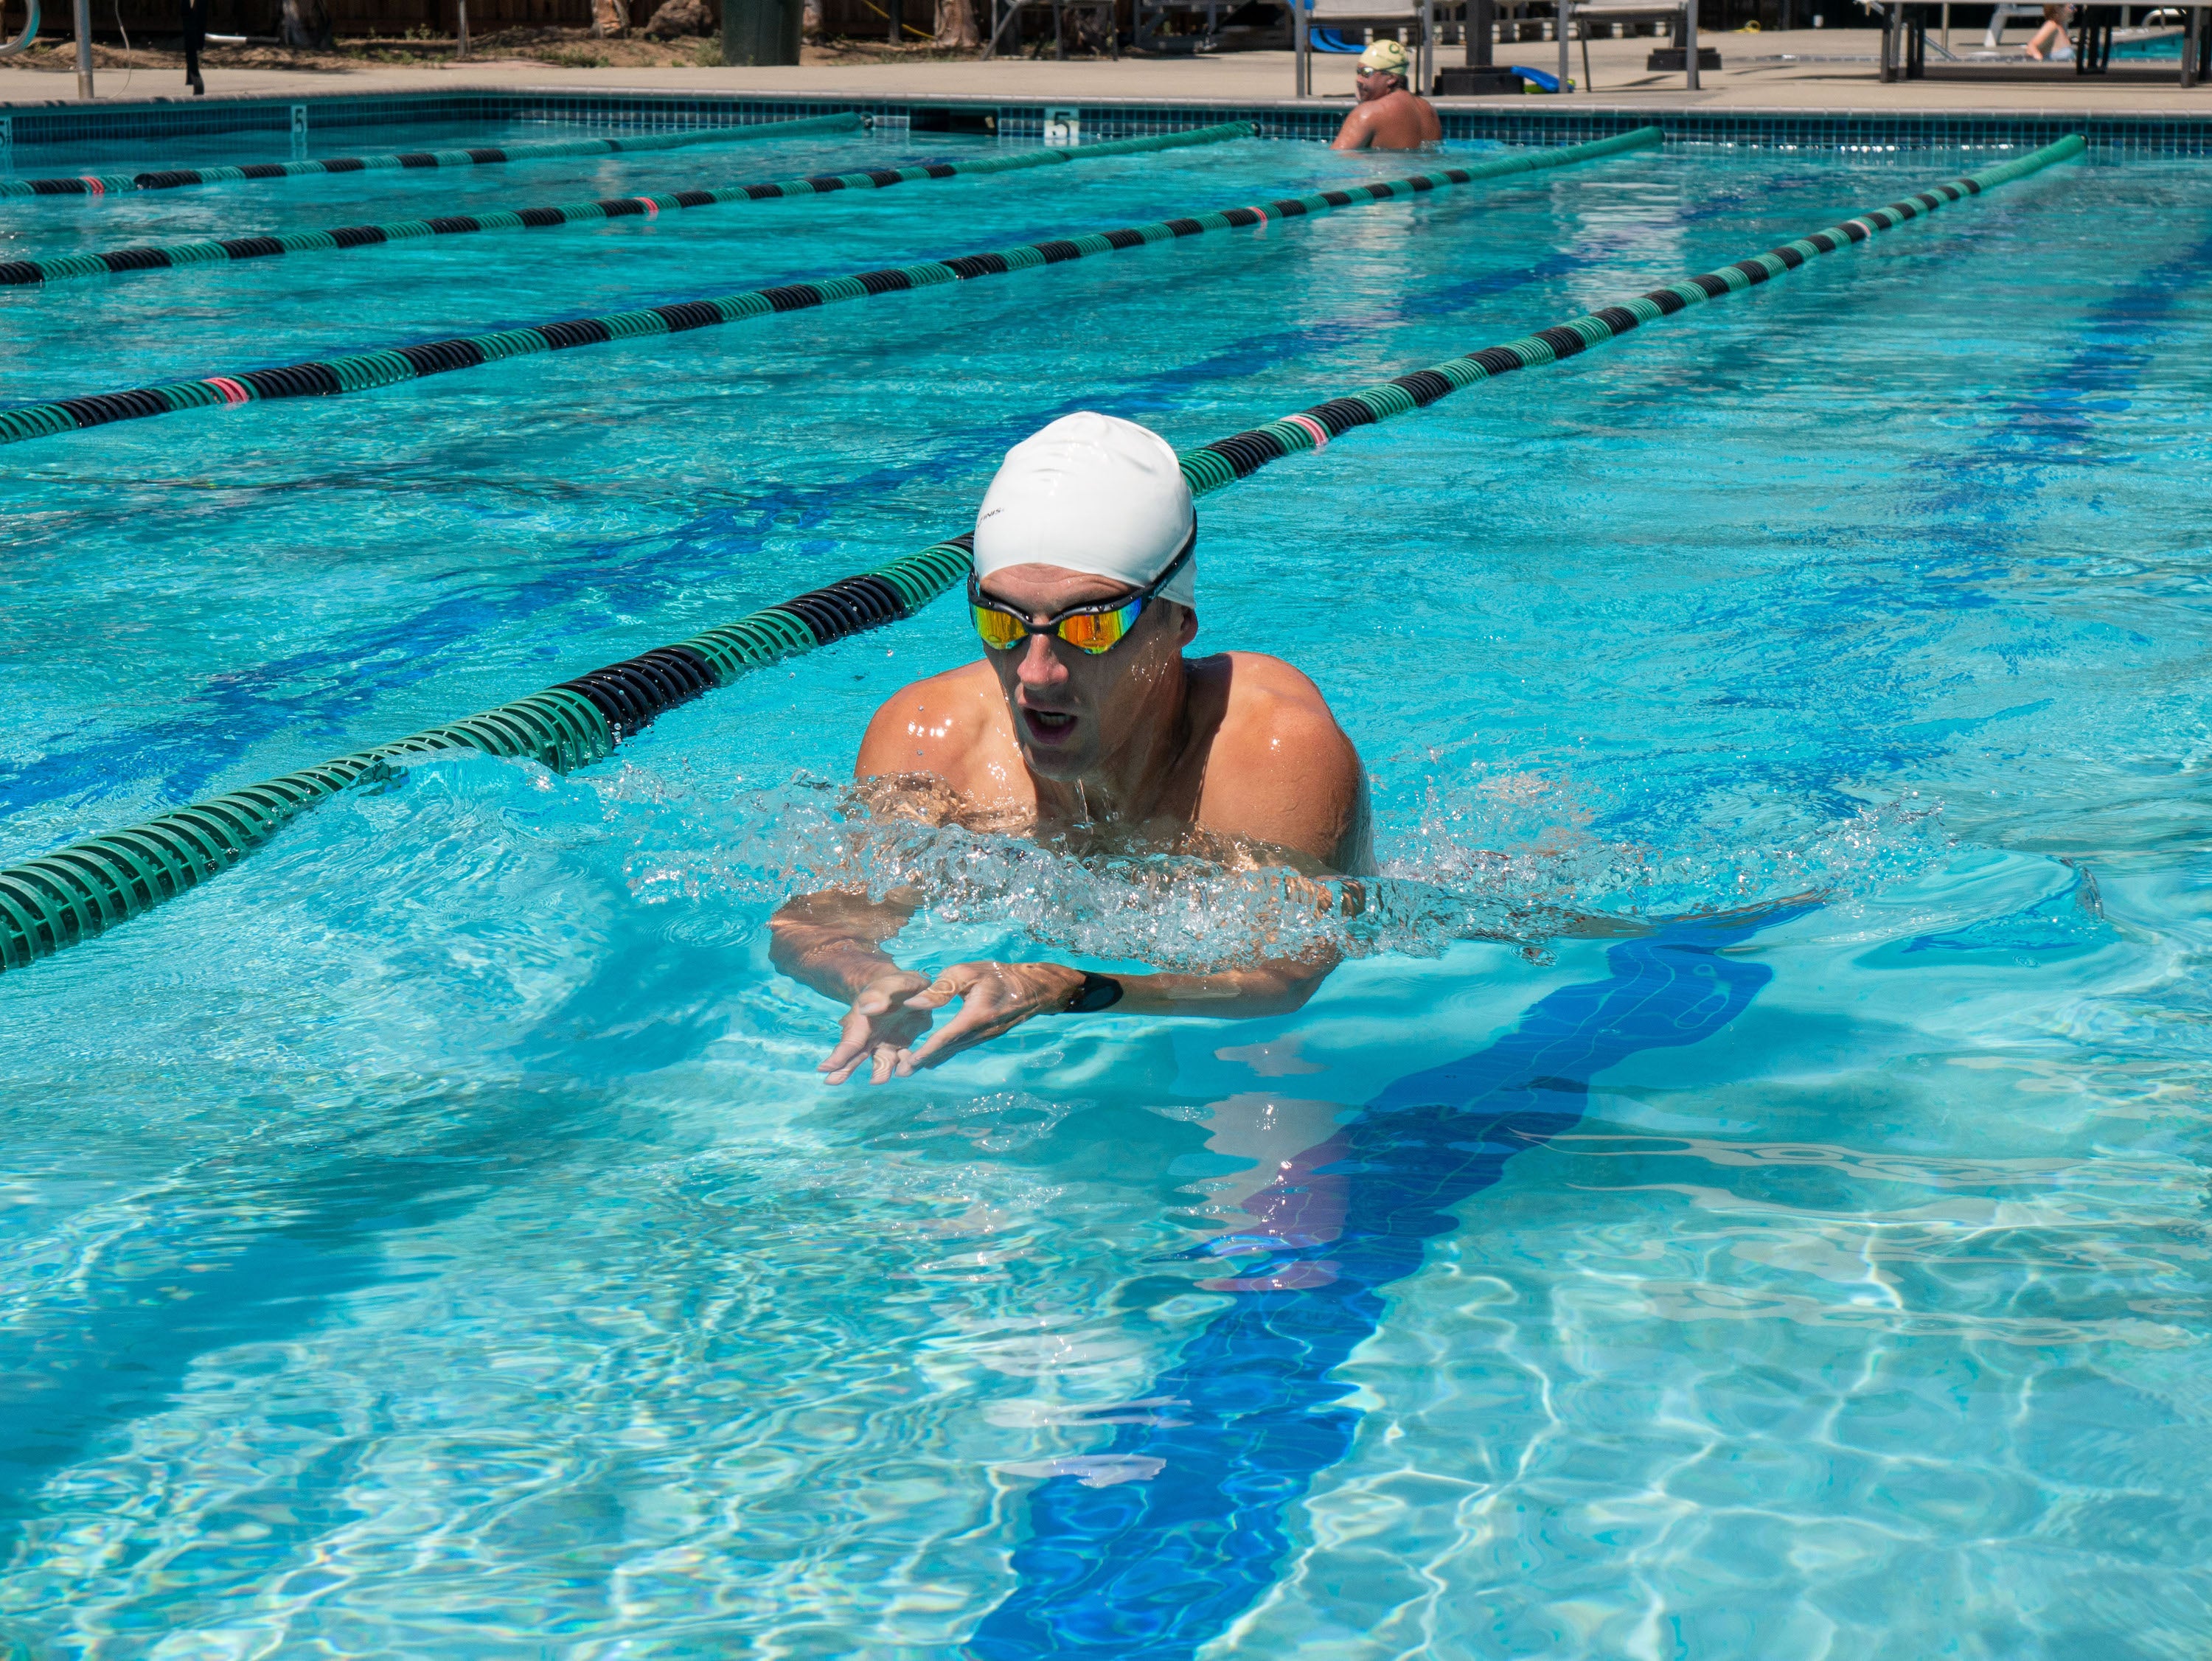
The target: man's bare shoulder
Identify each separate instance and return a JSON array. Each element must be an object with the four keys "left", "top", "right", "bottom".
[
  {"left": 1213, "top": 651, "right": 1361, "bottom": 772},
  {"left": 1211, "top": 650, "right": 1331, "bottom": 714},
  {"left": 1346, "top": 91, "right": 1441, "bottom": 149},
  {"left": 1331, "top": 102, "right": 1380, "bottom": 148},
  {"left": 856, "top": 660, "right": 1003, "bottom": 780},
  {"left": 1197, "top": 652, "right": 1369, "bottom": 869}
]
